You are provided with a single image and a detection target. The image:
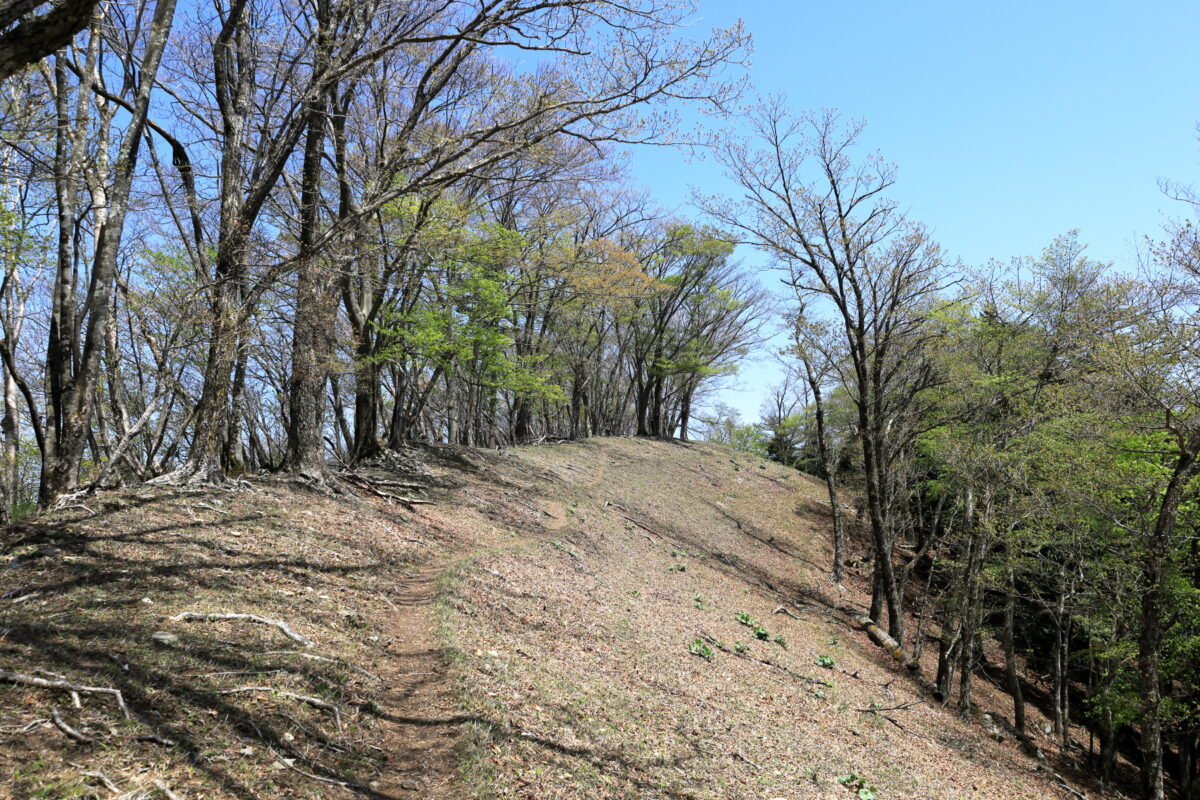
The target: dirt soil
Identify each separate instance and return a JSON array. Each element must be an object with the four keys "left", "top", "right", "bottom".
[{"left": 1, "top": 439, "right": 1099, "bottom": 800}]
